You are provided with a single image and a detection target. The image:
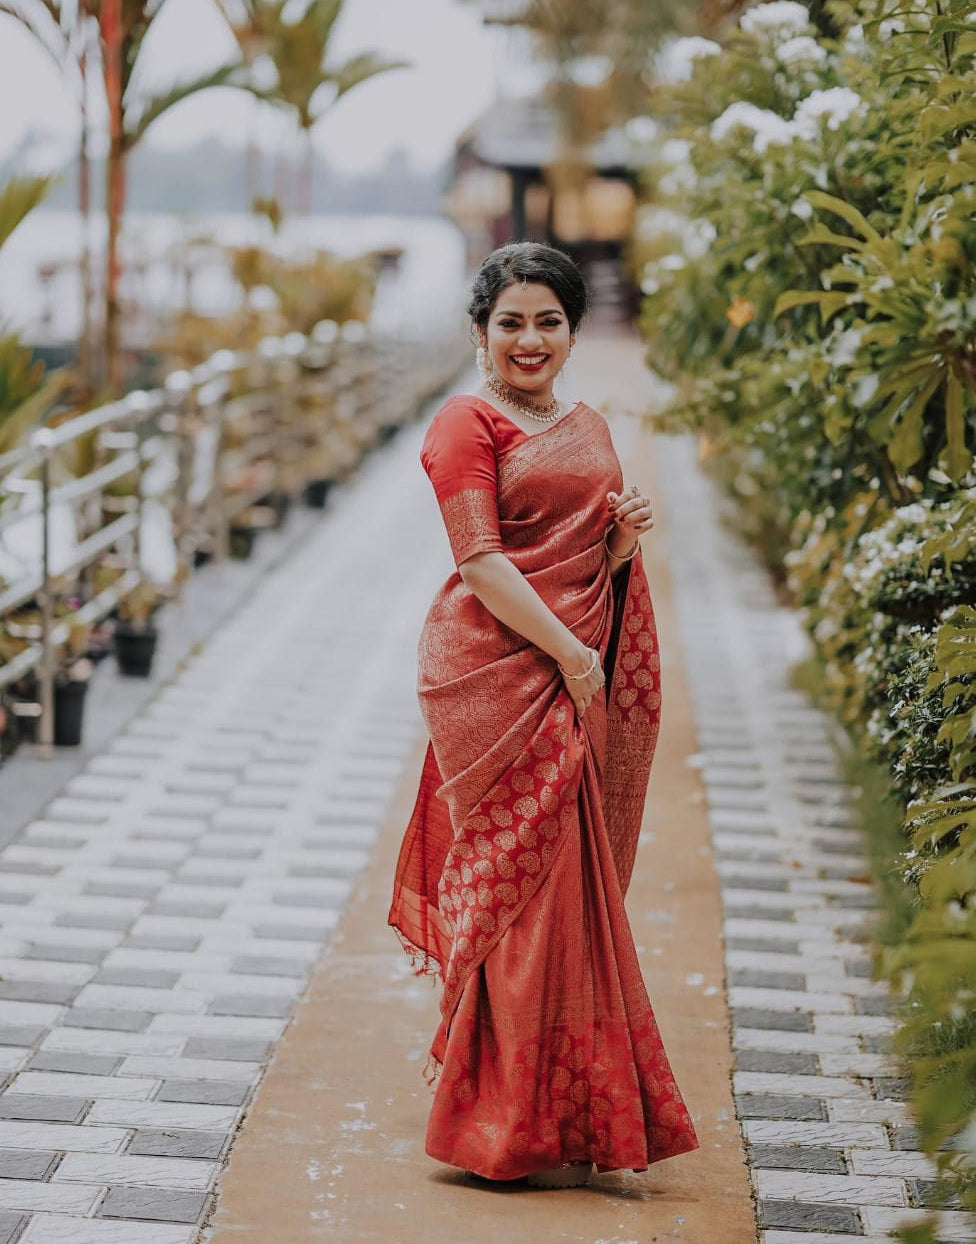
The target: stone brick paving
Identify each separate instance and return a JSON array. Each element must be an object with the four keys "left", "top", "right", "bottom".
[
  {"left": 0, "top": 415, "right": 445, "bottom": 1243},
  {"left": 1, "top": 374, "right": 974, "bottom": 1243},
  {"left": 652, "top": 432, "right": 975, "bottom": 1244}
]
